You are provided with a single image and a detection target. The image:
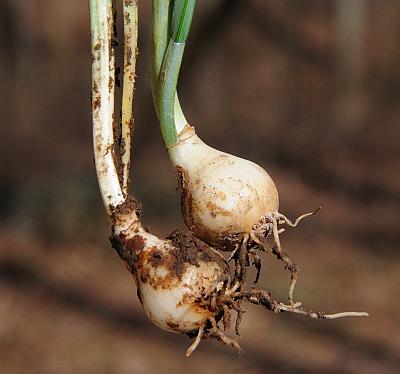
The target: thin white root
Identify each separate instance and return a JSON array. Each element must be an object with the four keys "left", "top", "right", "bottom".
[
  {"left": 227, "top": 243, "right": 240, "bottom": 262},
  {"left": 251, "top": 209, "right": 319, "bottom": 307},
  {"left": 277, "top": 303, "right": 369, "bottom": 319},
  {"left": 270, "top": 215, "right": 298, "bottom": 307},
  {"left": 204, "top": 274, "right": 230, "bottom": 298},
  {"left": 276, "top": 207, "right": 321, "bottom": 227},
  {"left": 288, "top": 272, "right": 297, "bottom": 307},
  {"left": 186, "top": 326, "right": 204, "bottom": 357},
  {"left": 225, "top": 281, "right": 240, "bottom": 296},
  {"left": 208, "top": 317, "right": 242, "bottom": 353},
  {"left": 121, "top": 1, "right": 138, "bottom": 196},
  {"left": 250, "top": 231, "right": 268, "bottom": 250},
  {"left": 231, "top": 290, "right": 368, "bottom": 322},
  {"left": 271, "top": 214, "right": 282, "bottom": 249},
  {"left": 234, "top": 235, "right": 249, "bottom": 284},
  {"left": 323, "top": 311, "right": 369, "bottom": 319}
]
